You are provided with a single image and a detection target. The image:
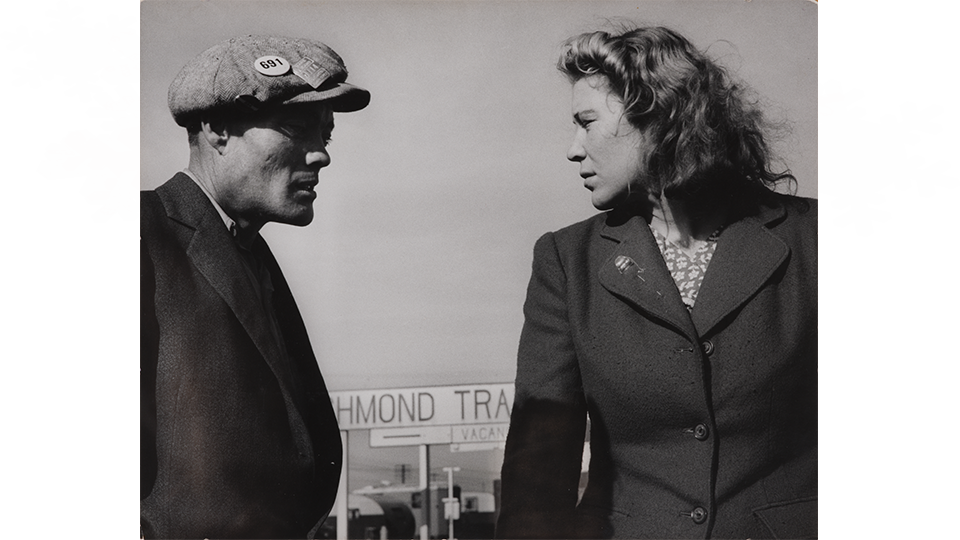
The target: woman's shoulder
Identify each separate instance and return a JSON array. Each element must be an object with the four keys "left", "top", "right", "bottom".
[
  {"left": 767, "top": 192, "right": 817, "bottom": 227},
  {"left": 754, "top": 192, "right": 817, "bottom": 254},
  {"left": 544, "top": 212, "right": 610, "bottom": 245},
  {"left": 525, "top": 213, "right": 612, "bottom": 278},
  {"left": 748, "top": 190, "right": 817, "bottom": 228},
  {"left": 778, "top": 192, "right": 817, "bottom": 214}
]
